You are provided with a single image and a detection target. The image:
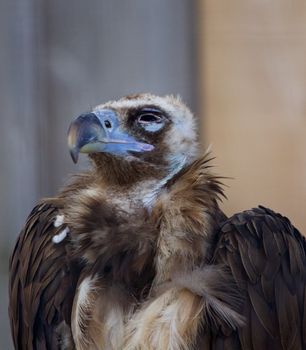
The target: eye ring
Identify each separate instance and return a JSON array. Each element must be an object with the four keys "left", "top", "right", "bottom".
[{"left": 137, "top": 113, "right": 162, "bottom": 124}]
